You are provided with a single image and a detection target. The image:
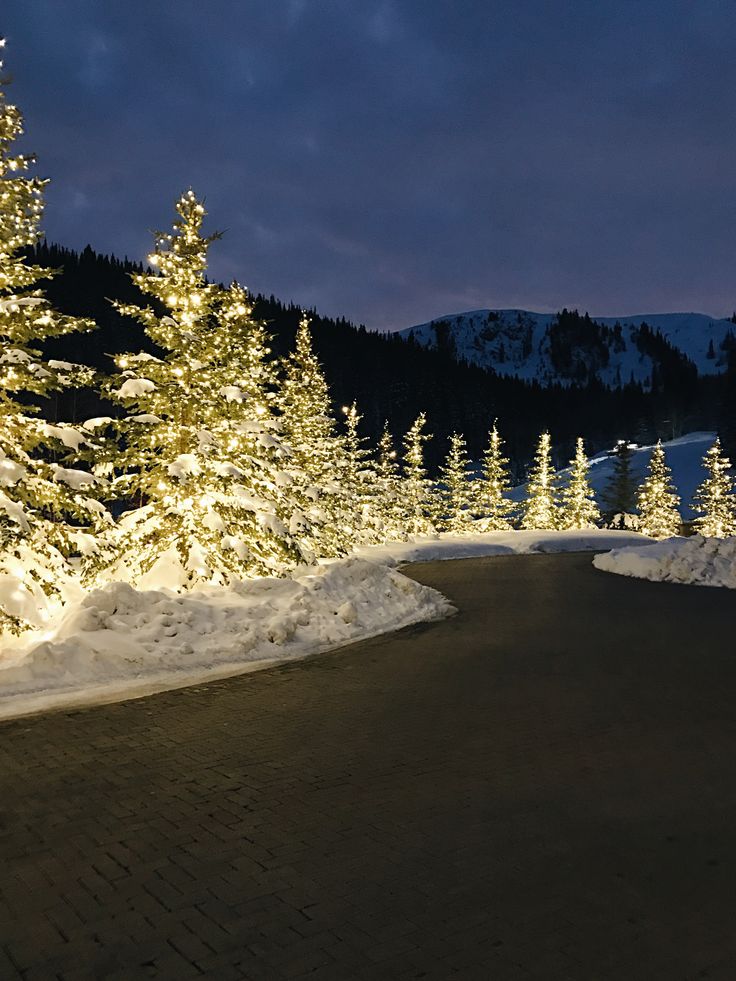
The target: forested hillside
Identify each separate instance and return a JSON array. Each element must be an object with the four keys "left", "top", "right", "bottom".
[{"left": 31, "top": 242, "right": 729, "bottom": 473}]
